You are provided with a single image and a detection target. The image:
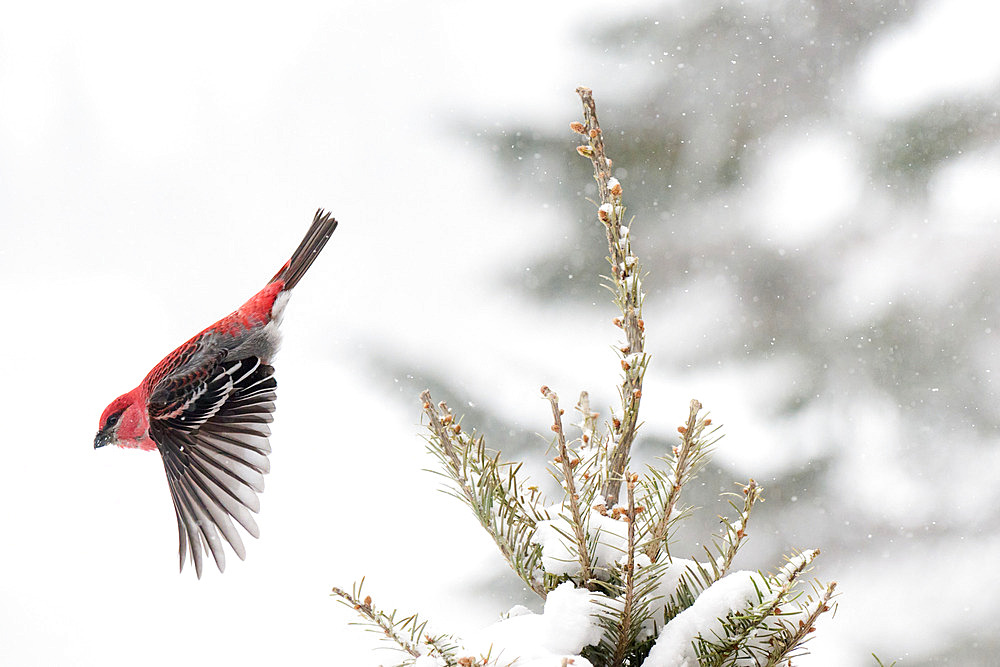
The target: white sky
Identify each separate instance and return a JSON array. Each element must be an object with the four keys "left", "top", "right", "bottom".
[{"left": 1, "top": 0, "right": 998, "bottom": 665}]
